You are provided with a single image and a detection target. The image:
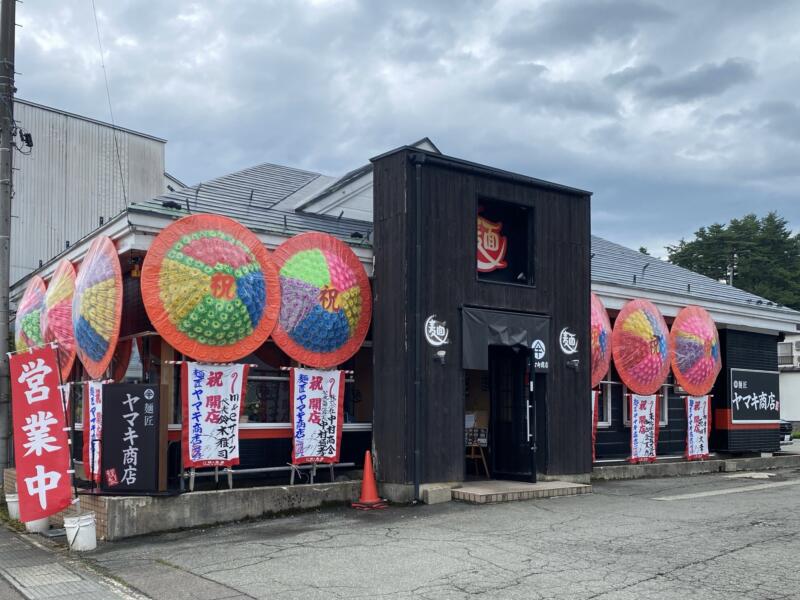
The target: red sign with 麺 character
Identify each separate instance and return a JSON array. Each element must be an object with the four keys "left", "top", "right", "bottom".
[
  {"left": 477, "top": 216, "right": 508, "bottom": 273},
  {"left": 10, "top": 345, "right": 72, "bottom": 522}
]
